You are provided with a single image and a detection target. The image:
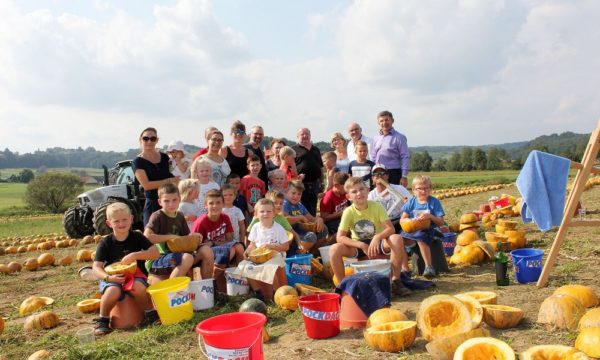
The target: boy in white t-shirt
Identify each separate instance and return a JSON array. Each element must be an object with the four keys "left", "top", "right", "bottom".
[
  {"left": 167, "top": 140, "right": 191, "bottom": 179},
  {"left": 242, "top": 198, "right": 290, "bottom": 300}
]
